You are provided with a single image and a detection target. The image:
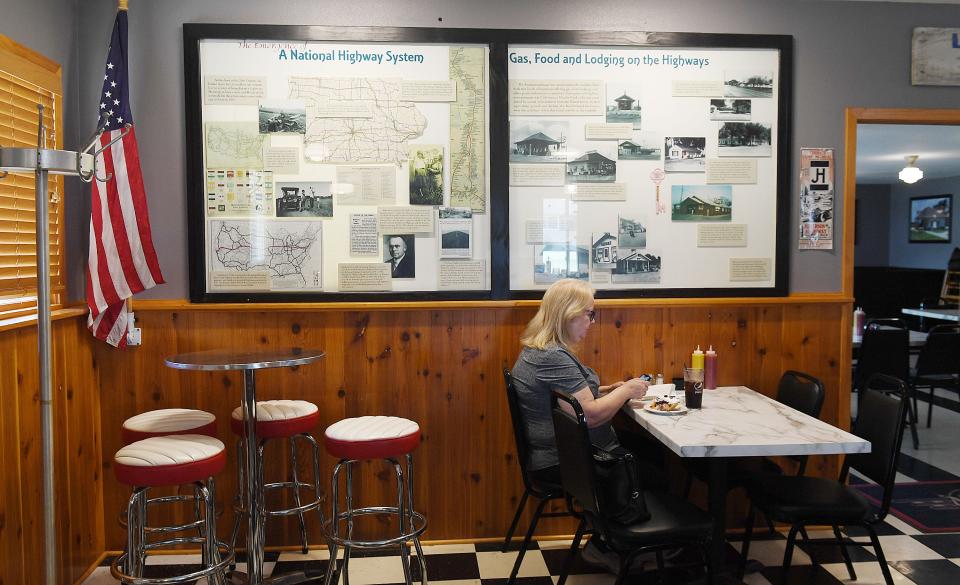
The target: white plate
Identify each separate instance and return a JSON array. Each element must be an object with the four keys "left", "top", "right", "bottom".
[{"left": 644, "top": 403, "right": 688, "bottom": 416}]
